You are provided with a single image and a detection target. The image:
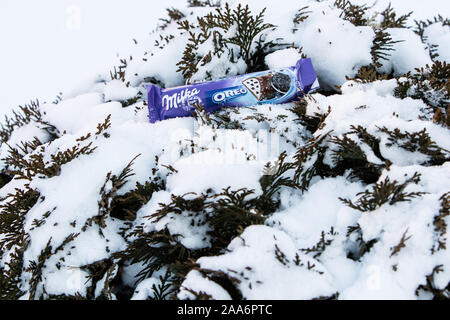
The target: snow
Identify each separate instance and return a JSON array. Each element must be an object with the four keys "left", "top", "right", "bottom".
[
  {"left": 45, "top": 267, "right": 92, "bottom": 296},
  {"left": 0, "top": 0, "right": 449, "bottom": 301},
  {"left": 362, "top": 0, "right": 450, "bottom": 26},
  {"left": 244, "top": 0, "right": 376, "bottom": 90},
  {"left": 103, "top": 80, "right": 139, "bottom": 102},
  {"left": 424, "top": 22, "right": 450, "bottom": 62},
  {"left": 167, "top": 148, "right": 264, "bottom": 196},
  {"left": 267, "top": 177, "right": 364, "bottom": 249},
  {"left": 179, "top": 225, "right": 336, "bottom": 299},
  {"left": 0, "top": 122, "right": 51, "bottom": 168},
  {"left": 40, "top": 93, "right": 109, "bottom": 134},
  {"left": 378, "top": 28, "right": 433, "bottom": 76},
  {"left": 131, "top": 278, "right": 160, "bottom": 300},
  {"left": 313, "top": 80, "right": 423, "bottom": 130},
  {"left": 293, "top": 6, "right": 375, "bottom": 90},
  {"left": 123, "top": 33, "right": 189, "bottom": 87},
  {"left": 179, "top": 270, "right": 233, "bottom": 300},
  {"left": 265, "top": 48, "right": 303, "bottom": 70}
]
